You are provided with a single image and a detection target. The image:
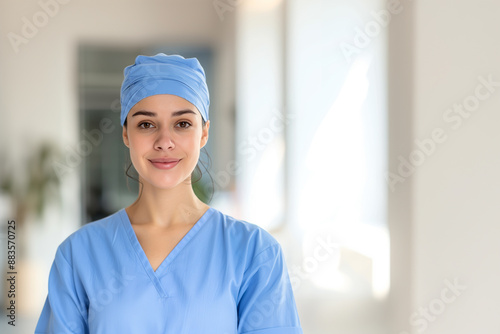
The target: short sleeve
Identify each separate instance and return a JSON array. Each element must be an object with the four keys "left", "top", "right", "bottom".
[
  {"left": 237, "top": 243, "right": 303, "bottom": 334},
  {"left": 35, "top": 247, "right": 89, "bottom": 334}
]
